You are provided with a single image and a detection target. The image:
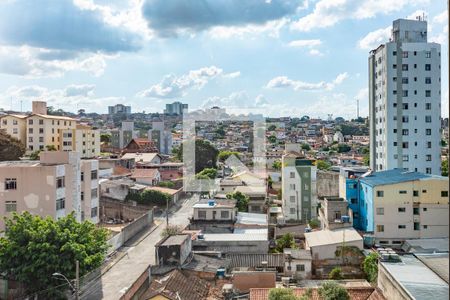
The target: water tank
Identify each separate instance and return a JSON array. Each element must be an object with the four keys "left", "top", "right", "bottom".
[
  {"left": 341, "top": 216, "right": 350, "bottom": 223},
  {"left": 208, "top": 200, "right": 215, "bottom": 206},
  {"left": 217, "top": 268, "right": 226, "bottom": 277}
]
